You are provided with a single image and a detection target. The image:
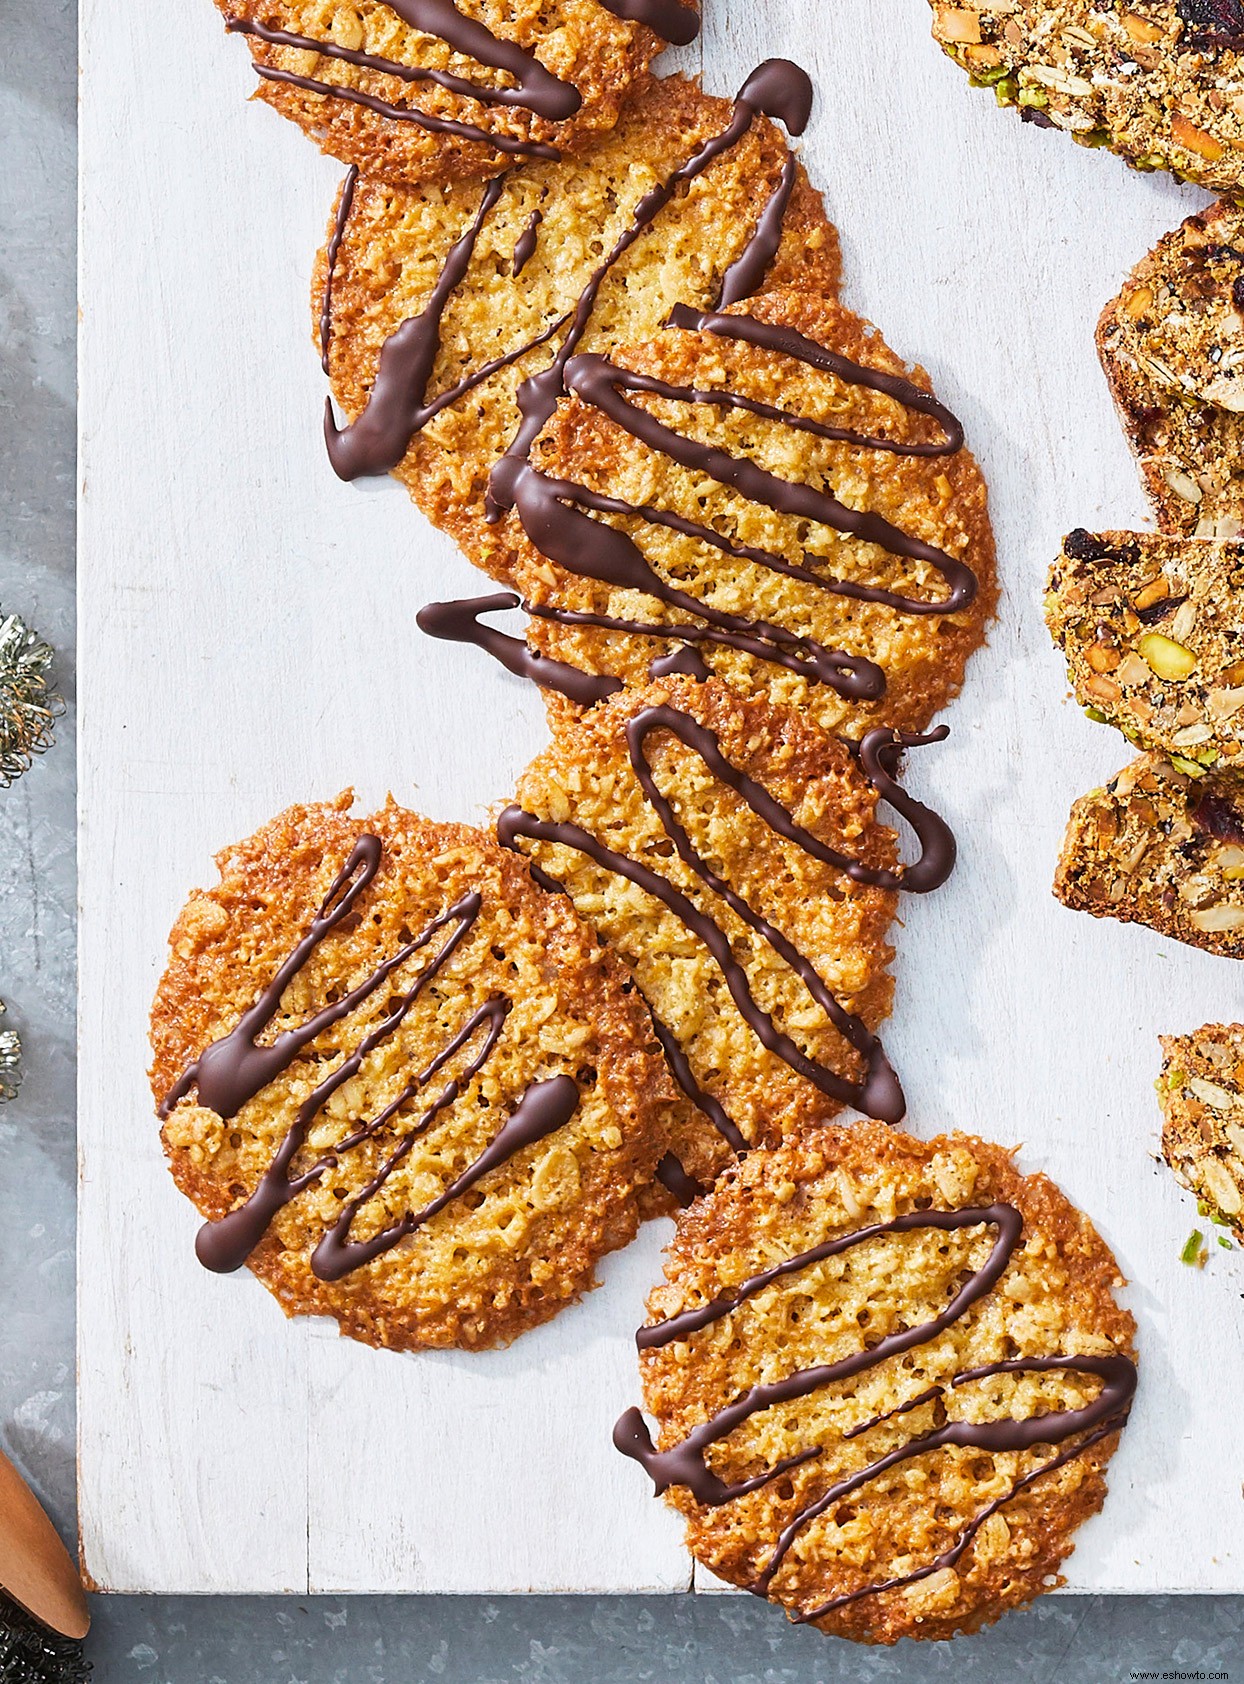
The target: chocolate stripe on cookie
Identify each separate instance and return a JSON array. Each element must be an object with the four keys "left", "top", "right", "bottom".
[
  {"left": 498, "top": 702, "right": 908, "bottom": 1125},
  {"left": 320, "top": 164, "right": 359, "bottom": 373},
  {"left": 596, "top": 0, "right": 699, "bottom": 45},
  {"left": 419, "top": 593, "right": 956, "bottom": 894},
  {"left": 226, "top": 0, "right": 698, "bottom": 138},
  {"left": 418, "top": 588, "right": 885, "bottom": 701},
  {"left": 615, "top": 1207, "right": 1137, "bottom": 1611},
  {"left": 225, "top": 6, "right": 582, "bottom": 120},
  {"left": 161, "top": 838, "right": 580, "bottom": 1278},
  {"left": 513, "top": 321, "right": 977, "bottom": 621},
  {"left": 252, "top": 63, "right": 563, "bottom": 158},
  {"left": 323, "top": 61, "right": 813, "bottom": 485}
]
